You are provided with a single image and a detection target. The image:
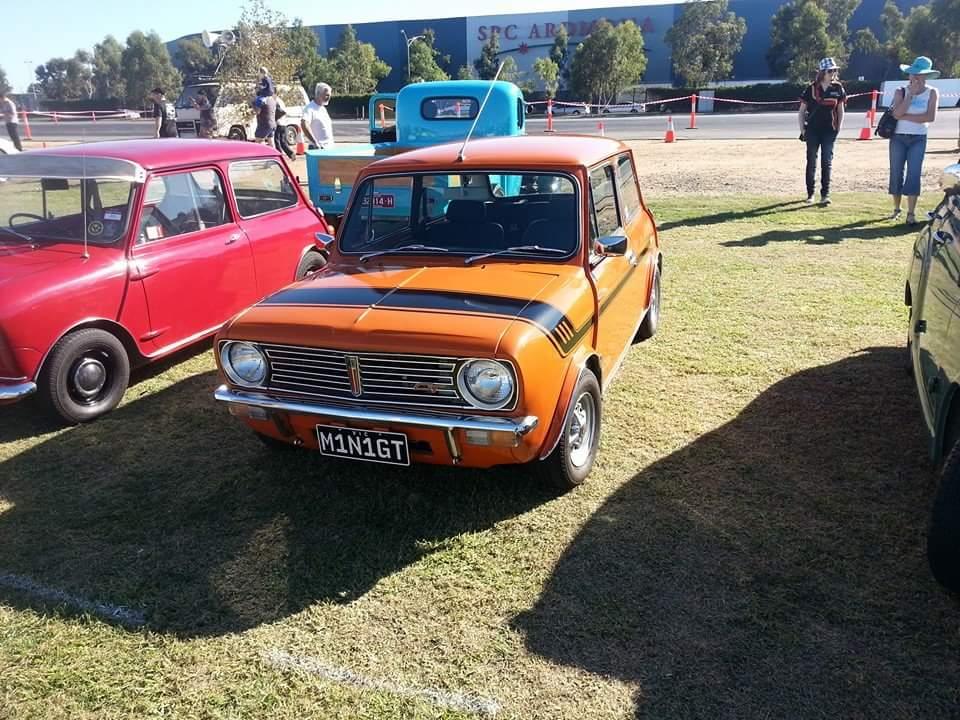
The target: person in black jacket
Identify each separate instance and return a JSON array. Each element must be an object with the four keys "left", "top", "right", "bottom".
[{"left": 797, "top": 57, "right": 846, "bottom": 206}]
